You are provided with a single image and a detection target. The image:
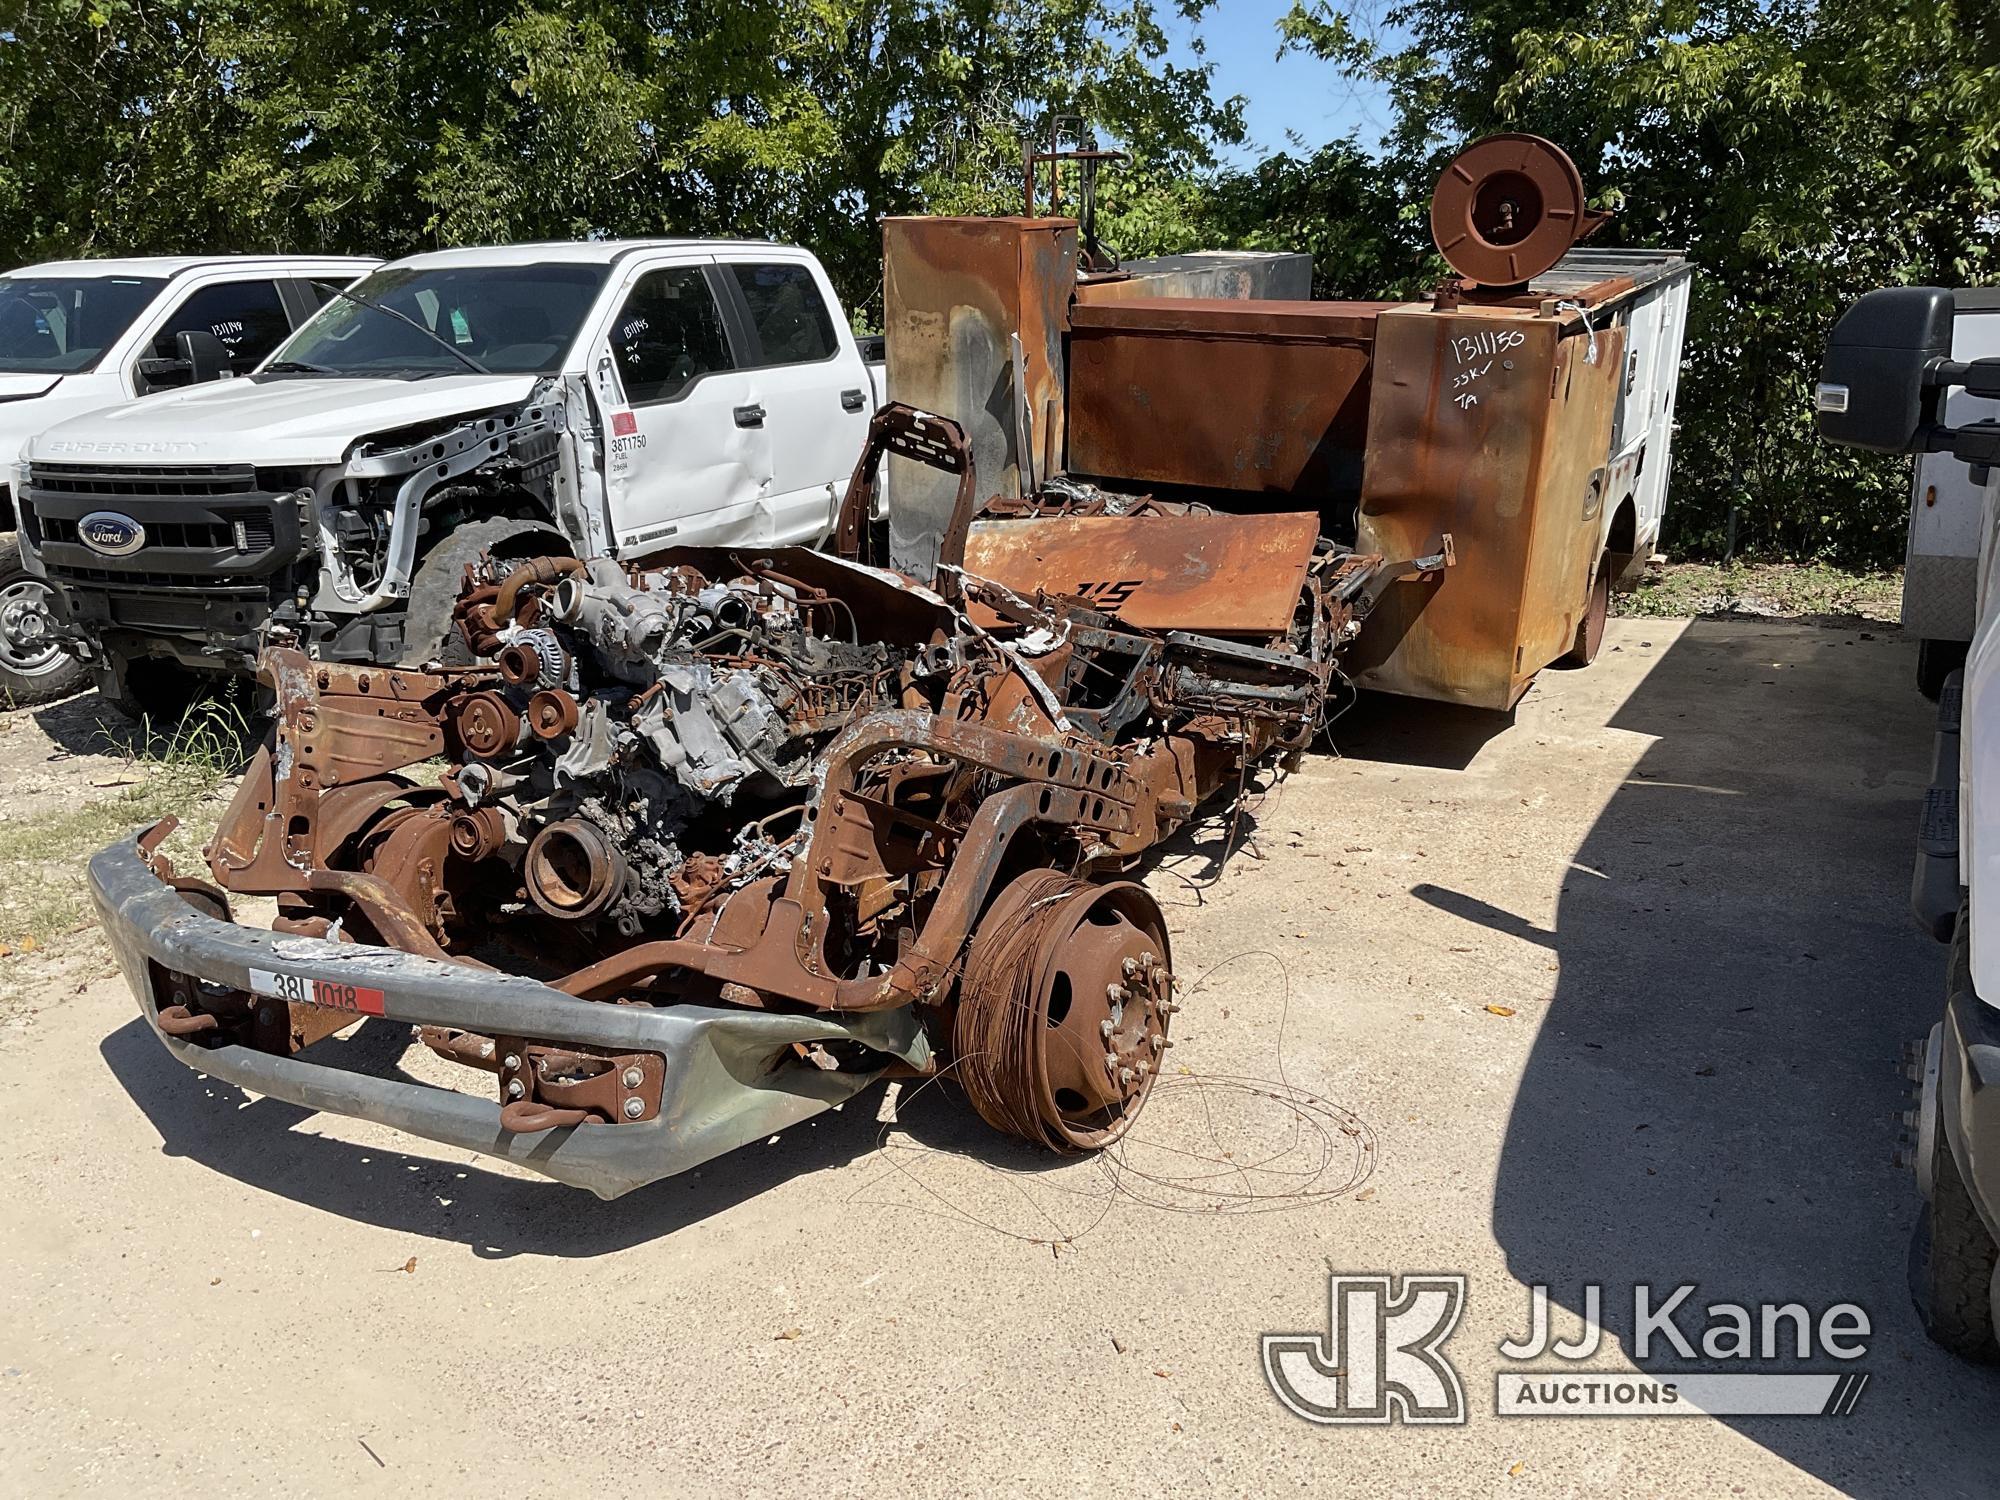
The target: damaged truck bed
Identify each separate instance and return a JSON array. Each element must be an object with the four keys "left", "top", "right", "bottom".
[{"left": 91, "top": 406, "right": 1445, "bottom": 1196}]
